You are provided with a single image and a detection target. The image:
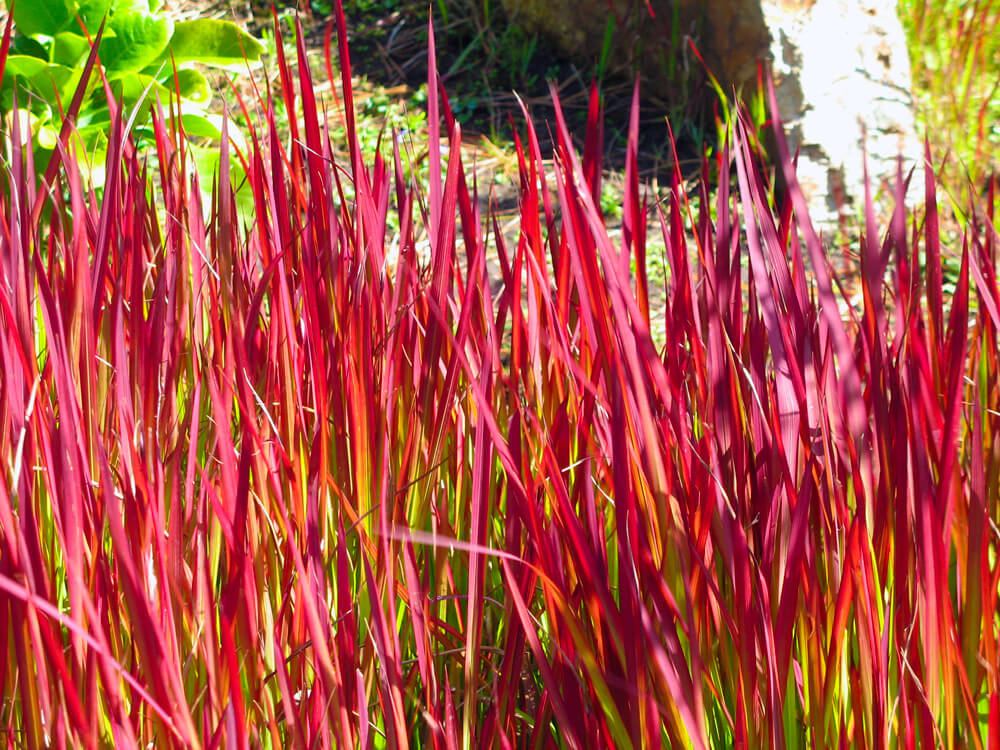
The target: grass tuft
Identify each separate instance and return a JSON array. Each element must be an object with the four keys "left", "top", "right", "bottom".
[{"left": 0, "top": 2, "right": 998, "bottom": 746}]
